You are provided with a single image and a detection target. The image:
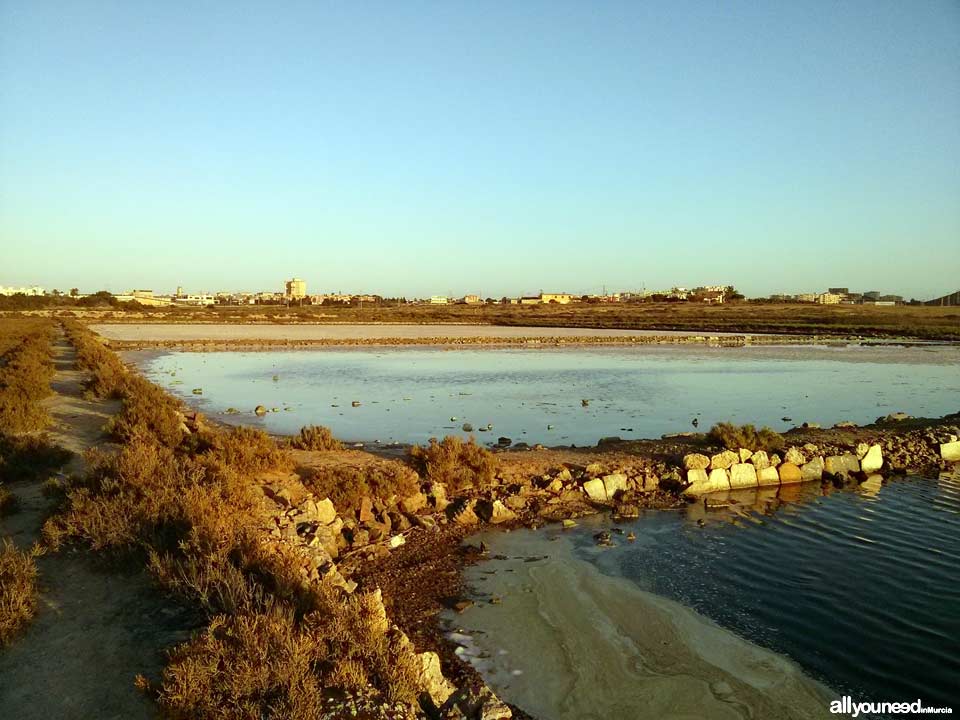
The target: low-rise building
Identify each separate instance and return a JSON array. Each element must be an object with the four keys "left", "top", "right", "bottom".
[
  {"left": 429, "top": 296, "right": 449, "bottom": 305},
  {"left": 817, "top": 293, "right": 843, "bottom": 305},
  {"left": 285, "top": 278, "right": 307, "bottom": 300},
  {"left": 540, "top": 292, "right": 575, "bottom": 304},
  {"left": 460, "top": 294, "right": 481, "bottom": 304}
]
